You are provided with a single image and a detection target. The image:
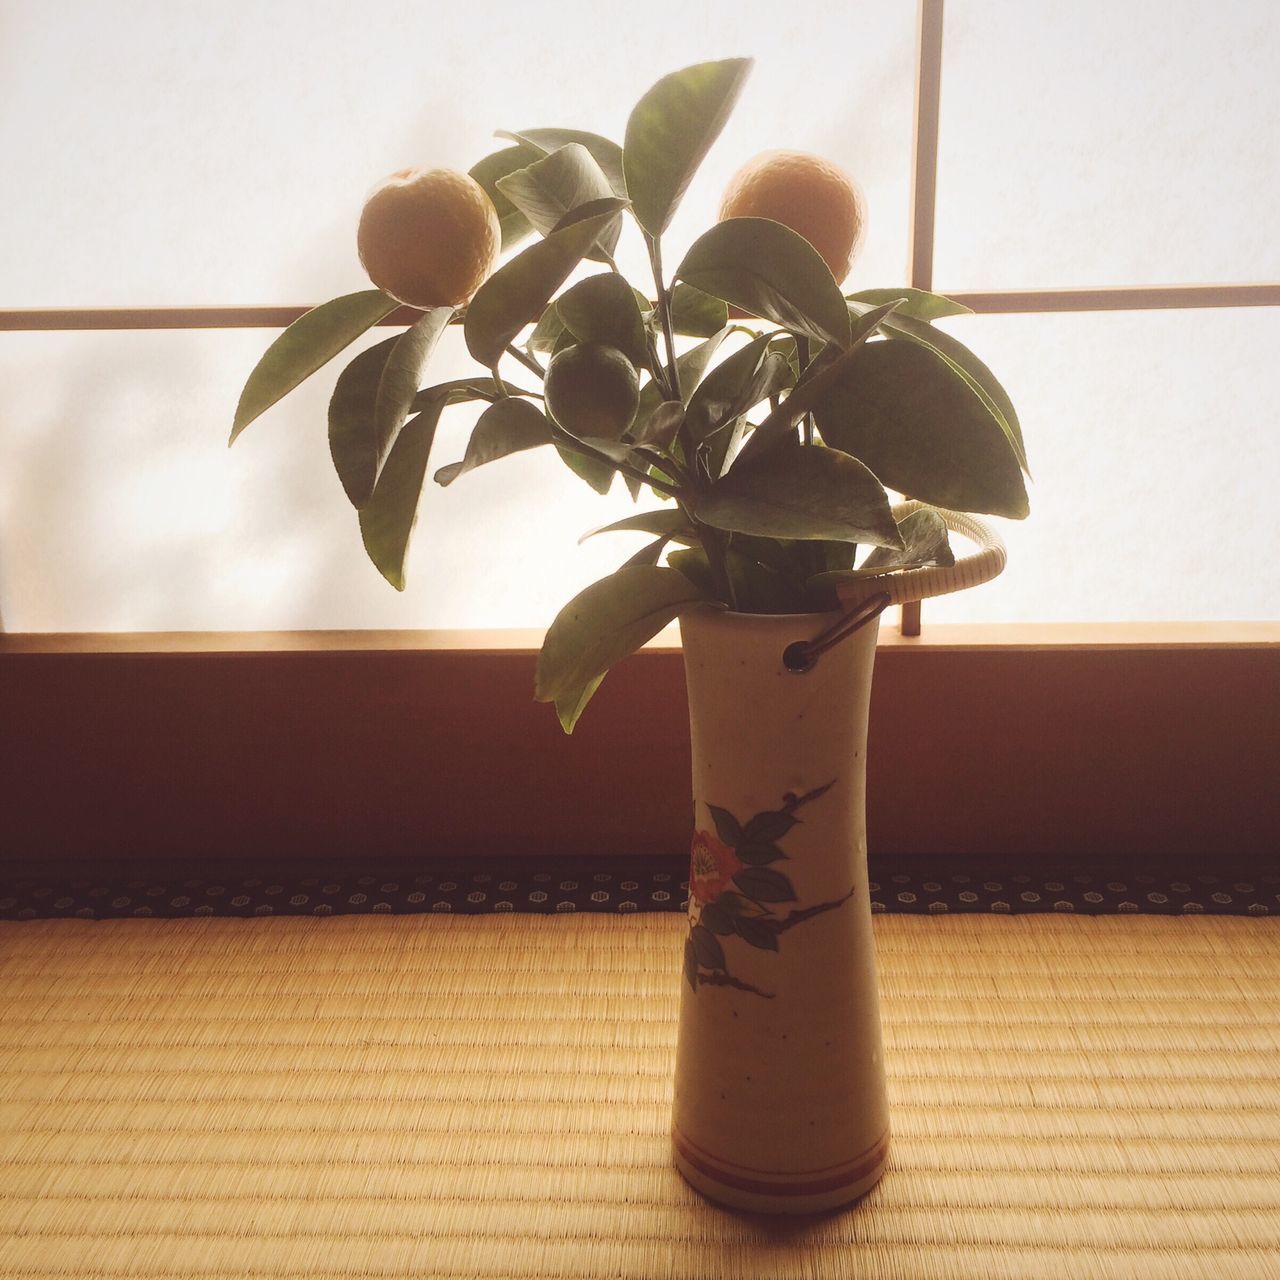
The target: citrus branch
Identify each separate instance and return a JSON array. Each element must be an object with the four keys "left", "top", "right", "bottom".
[
  {"left": 506, "top": 343, "right": 545, "bottom": 380},
  {"left": 645, "top": 234, "right": 682, "bottom": 403}
]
